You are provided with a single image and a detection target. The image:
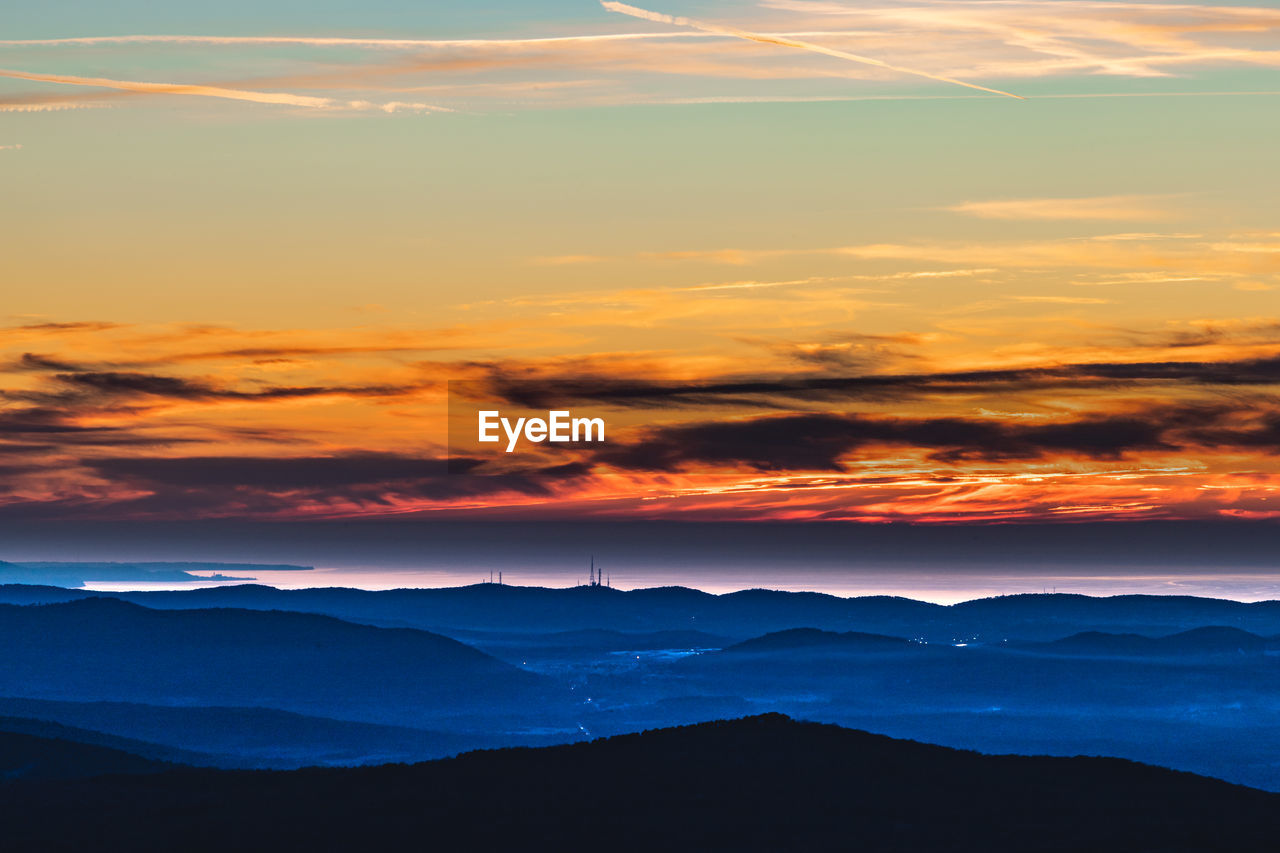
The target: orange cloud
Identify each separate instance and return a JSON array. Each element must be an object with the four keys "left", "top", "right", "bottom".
[
  {"left": 0, "top": 67, "right": 447, "bottom": 113},
  {"left": 943, "top": 194, "right": 1182, "bottom": 222},
  {"left": 601, "top": 1, "right": 1024, "bottom": 98}
]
